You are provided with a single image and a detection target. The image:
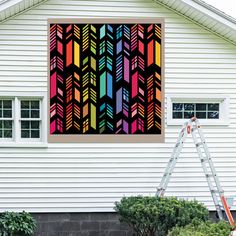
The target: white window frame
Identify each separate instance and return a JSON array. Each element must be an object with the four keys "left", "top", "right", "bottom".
[
  {"left": 0, "top": 91, "right": 47, "bottom": 147},
  {"left": 167, "top": 94, "right": 230, "bottom": 126},
  {"left": 18, "top": 99, "right": 42, "bottom": 142}
]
